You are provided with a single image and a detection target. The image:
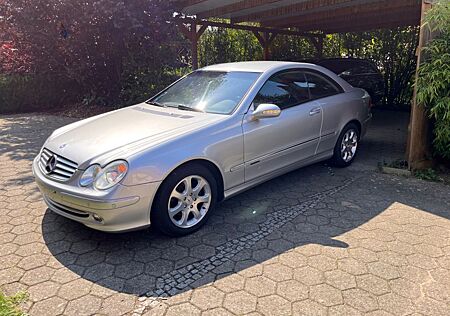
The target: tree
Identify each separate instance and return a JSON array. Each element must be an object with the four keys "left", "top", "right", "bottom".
[
  {"left": 417, "top": 1, "right": 450, "bottom": 158},
  {"left": 1, "top": 0, "right": 181, "bottom": 106}
]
